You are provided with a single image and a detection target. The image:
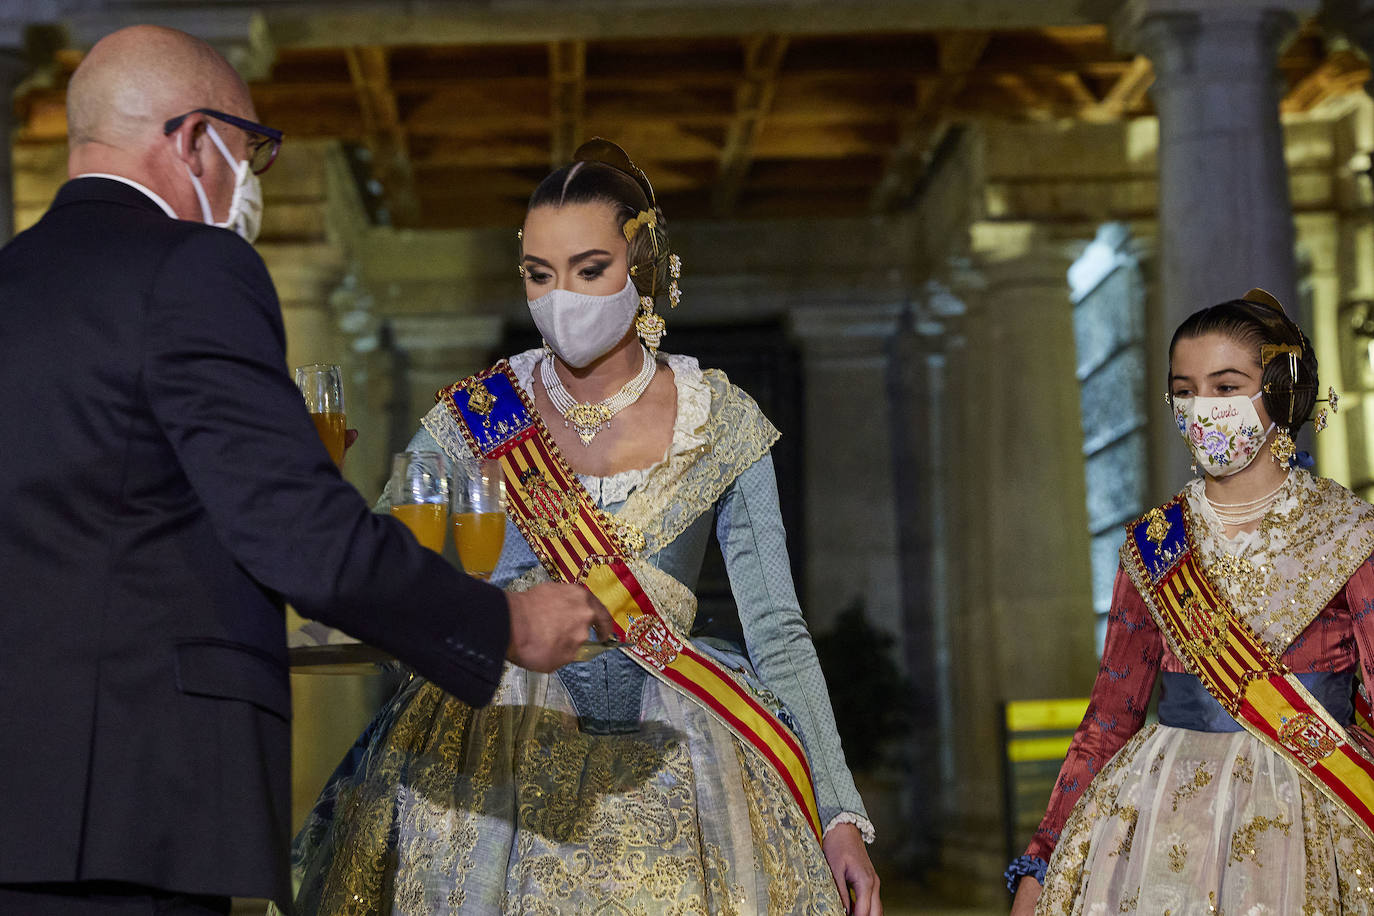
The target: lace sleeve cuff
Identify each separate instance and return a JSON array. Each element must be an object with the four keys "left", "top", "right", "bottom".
[
  {"left": 823, "top": 812, "right": 876, "bottom": 844},
  {"left": 1004, "top": 855, "right": 1047, "bottom": 894}
]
